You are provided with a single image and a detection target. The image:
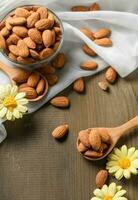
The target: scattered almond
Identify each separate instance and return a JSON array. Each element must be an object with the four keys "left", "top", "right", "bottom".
[
  {"left": 98, "top": 81, "right": 109, "bottom": 91},
  {"left": 82, "top": 44, "right": 97, "bottom": 56},
  {"left": 40, "top": 48, "right": 54, "bottom": 59},
  {"left": 46, "top": 74, "right": 58, "bottom": 86},
  {"left": 52, "top": 53, "right": 65, "bottom": 68},
  {"left": 50, "top": 96, "right": 70, "bottom": 108},
  {"left": 80, "top": 28, "right": 95, "bottom": 40},
  {"left": 80, "top": 60, "right": 98, "bottom": 70},
  {"left": 94, "top": 38, "right": 112, "bottom": 47},
  {"left": 52, "top": 124, "right": 69, "bottom": 139},
  {"left": 105, "top": 67, "right": 117, "bottom": 83},
  {"left": 73, "top": 78, "right": 85, "bottom": 93},
  {"left": 95, "top": 170, "right": 108, "bottom": 188},
  {"left": 71, "top": 6, "right": 89, "bottom": 12},
  {"left": 90, "top": 3, "right": 100, "bottom": 11},
  {"left": 94, "top": 28, "right": 111, "bottom": 39}
]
